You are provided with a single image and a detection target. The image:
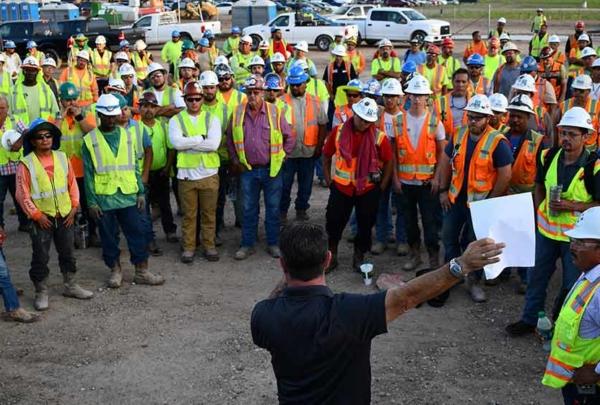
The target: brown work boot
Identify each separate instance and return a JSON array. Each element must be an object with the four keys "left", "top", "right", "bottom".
[
  {"left": 107, "top": 263, "right": 123, "bottom": 289},
  {"left": 3, "top": 308, "right": 40, "bottom": 323},
  {"left": 62, "top": 272, "right": 94, "bottom": 300},
  {"left": 33, "top": 279, "right": 49, "bottom": 311},
  {"left": 133, "top": 262, "right": 165, "bottom": 286},
  {"left": 427, "top": 247, "right": 441, "bottom": 269},
  {"left": 403, "top": 246, "right": 423, "bottom": 271}
]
